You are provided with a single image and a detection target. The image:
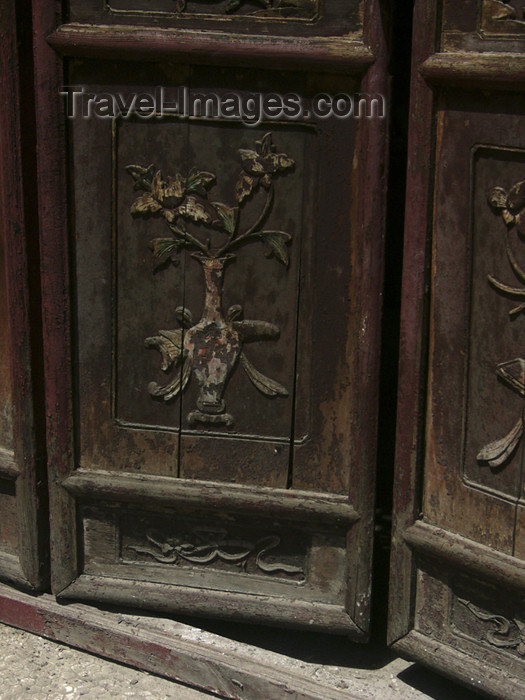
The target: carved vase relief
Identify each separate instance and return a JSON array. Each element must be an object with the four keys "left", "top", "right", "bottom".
[
  {"left": 127, "top": 133, "right": 294, "bottom": 428},
  {"left": 477, "top": 178, "right": 525, "bottom": 467},
  {"left": 481, "top": 0, "right": 525, "bottom": 33}
]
